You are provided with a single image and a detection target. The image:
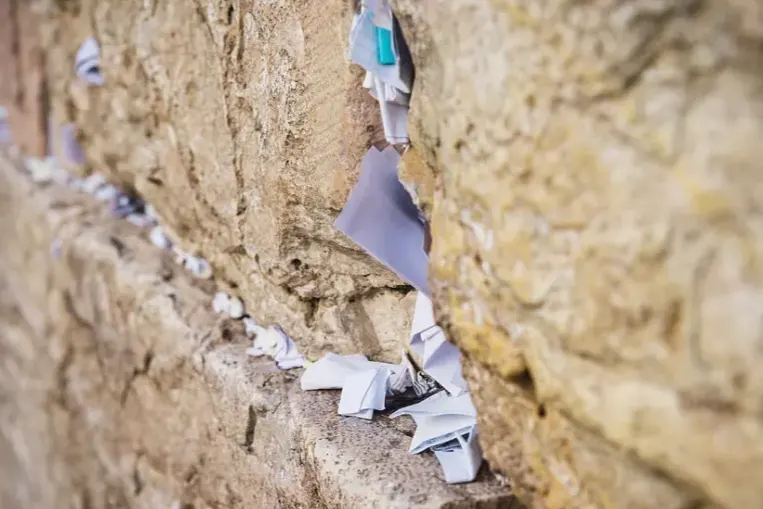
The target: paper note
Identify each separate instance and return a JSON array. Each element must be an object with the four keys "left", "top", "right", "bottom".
[
  {"left": 363, "top": 72, "right": 409, "bottom": 143},
  {"left": 302, "top": 353, "right": 403, "bottom": 420},
  {"left": 410, "top": 293, "right": 468, "bottom": 396},
  {"left": 338, "top": 367, "right": 391, "bottom": 419},
  {"left": 301, "top": 352, "right": 444, "bottom": 420},
  {"left": 334, "top": 147, "right": 429, "bottom": 294},
  {"left": 432, "top": 429, "right": 483, "bottom": 483},
  {"left": 349, "top": 10, "right": 411, "bottom": 93},
  {"left": 301, "top": 353, "right": 399, "bottom": 391},
  {"left": 391, "top": 391, "right": 482, "bottom": 483},
  {"left": 362, "top": 0, "right": 394, "bottom": 30},
  {"left": 391, "top": 392, "right": 477, "bottom": 453},
  {"left": 247, "top": 325, "right": 305, "bottom": 370},
  {"left": 75, "top": 37, "right": 104, "bottom": 86},
  {"left": 373, "top": 76, "right": 409, "bottom": 144}
]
